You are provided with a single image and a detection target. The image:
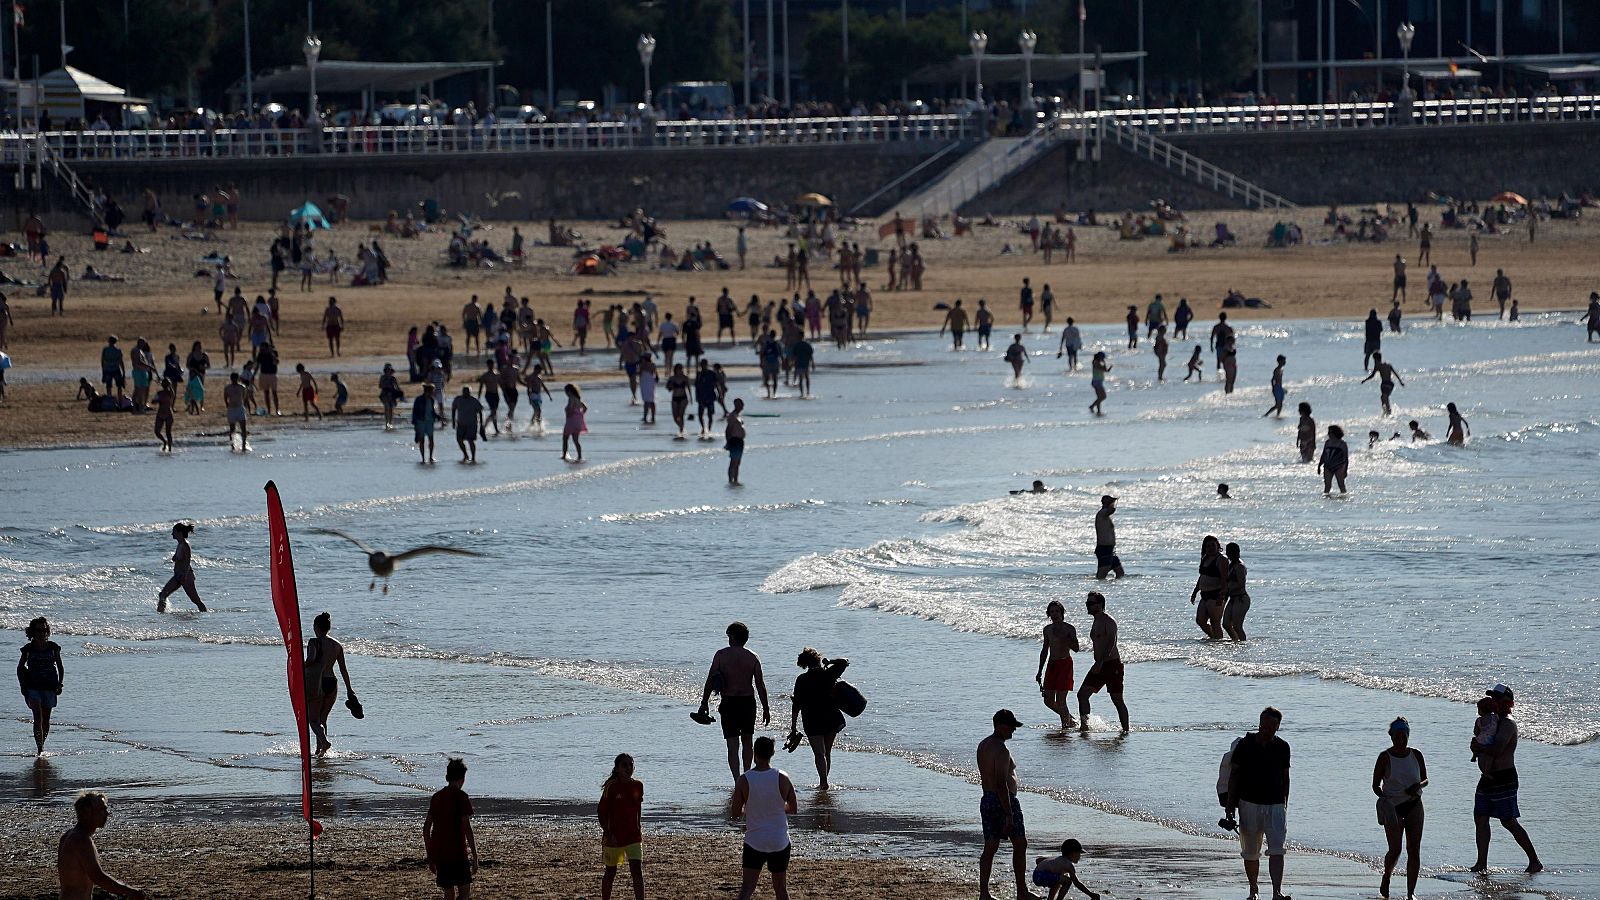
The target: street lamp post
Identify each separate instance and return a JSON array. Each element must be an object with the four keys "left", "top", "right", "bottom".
[
  {"left": 969, "top": 30, "right": 987, "bottom": 106},
  {"left": 1396, "top": 21, "right": 1415, "bottom": 124},
  {"left": 303, "top": 34, "right": 321, "bottom": 125},
  {"left": 637, "top": 33, "right": 657, "bottom": 110},
  {"left": 1019, "top": 30, "right": 1037, "bottom": 112}
]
